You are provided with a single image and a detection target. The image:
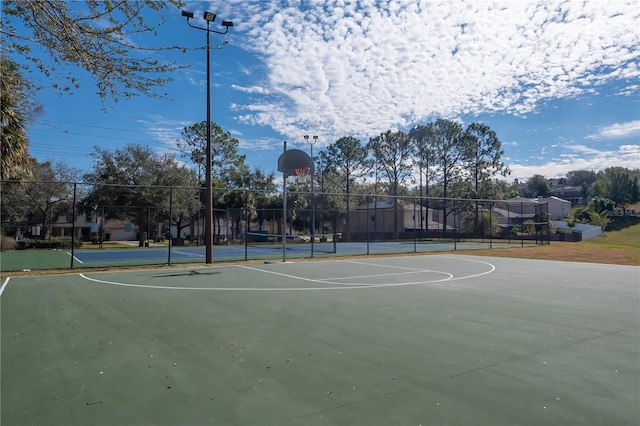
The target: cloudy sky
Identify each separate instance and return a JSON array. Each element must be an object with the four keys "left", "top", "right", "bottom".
[{"left": 22, "top": 0, "right": 640, "bottom": 182}]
